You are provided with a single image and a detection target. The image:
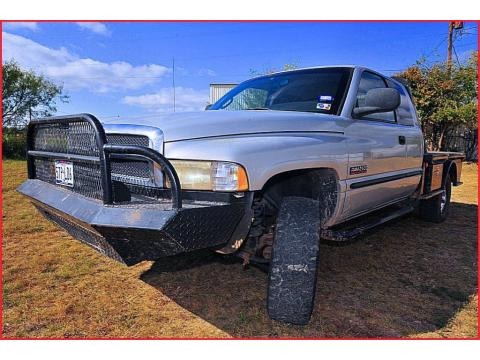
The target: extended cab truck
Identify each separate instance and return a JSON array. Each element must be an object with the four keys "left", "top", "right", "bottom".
[{"left": 18, "top": 66, "right": 465, "bottom": 325}]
